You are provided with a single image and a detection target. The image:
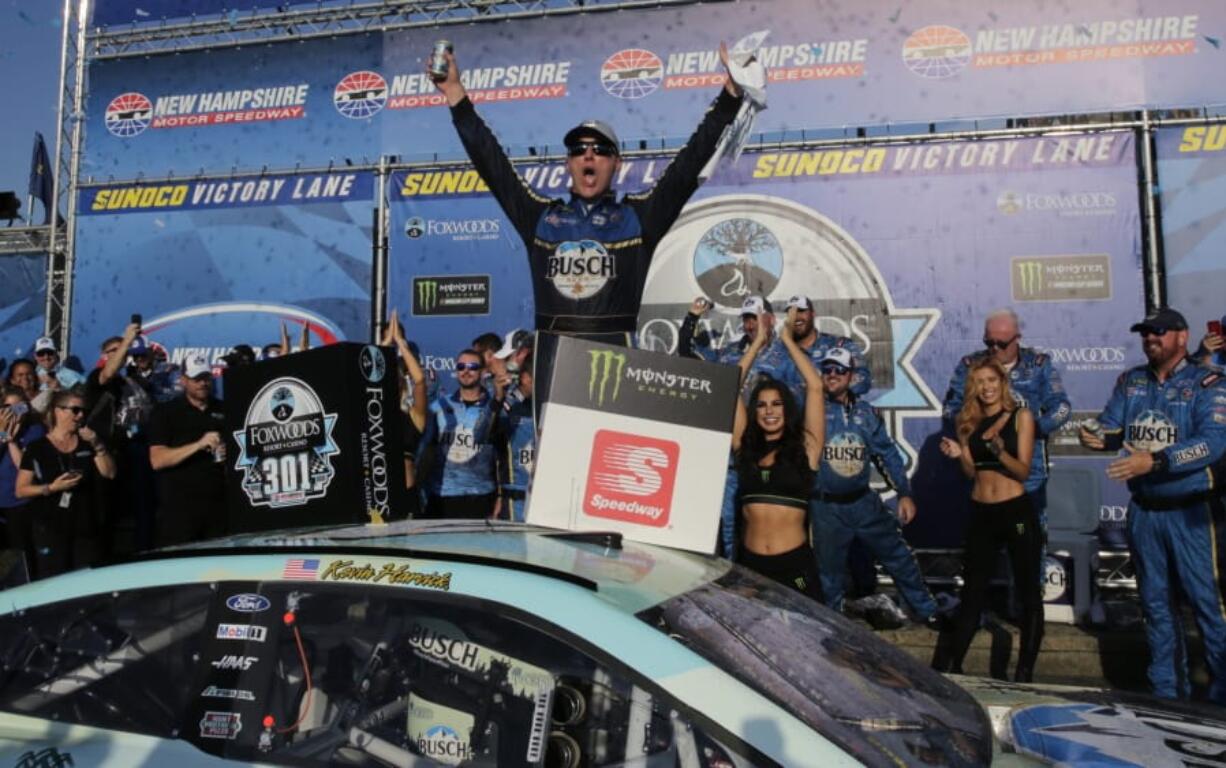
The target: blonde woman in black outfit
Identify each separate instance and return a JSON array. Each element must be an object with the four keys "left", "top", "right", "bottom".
[
  {"left": 731, "top": 308, "right": 826, "bottom": 598},
  {"left": 938, "top": 357, "right": 1043, "bottom": 682}
]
